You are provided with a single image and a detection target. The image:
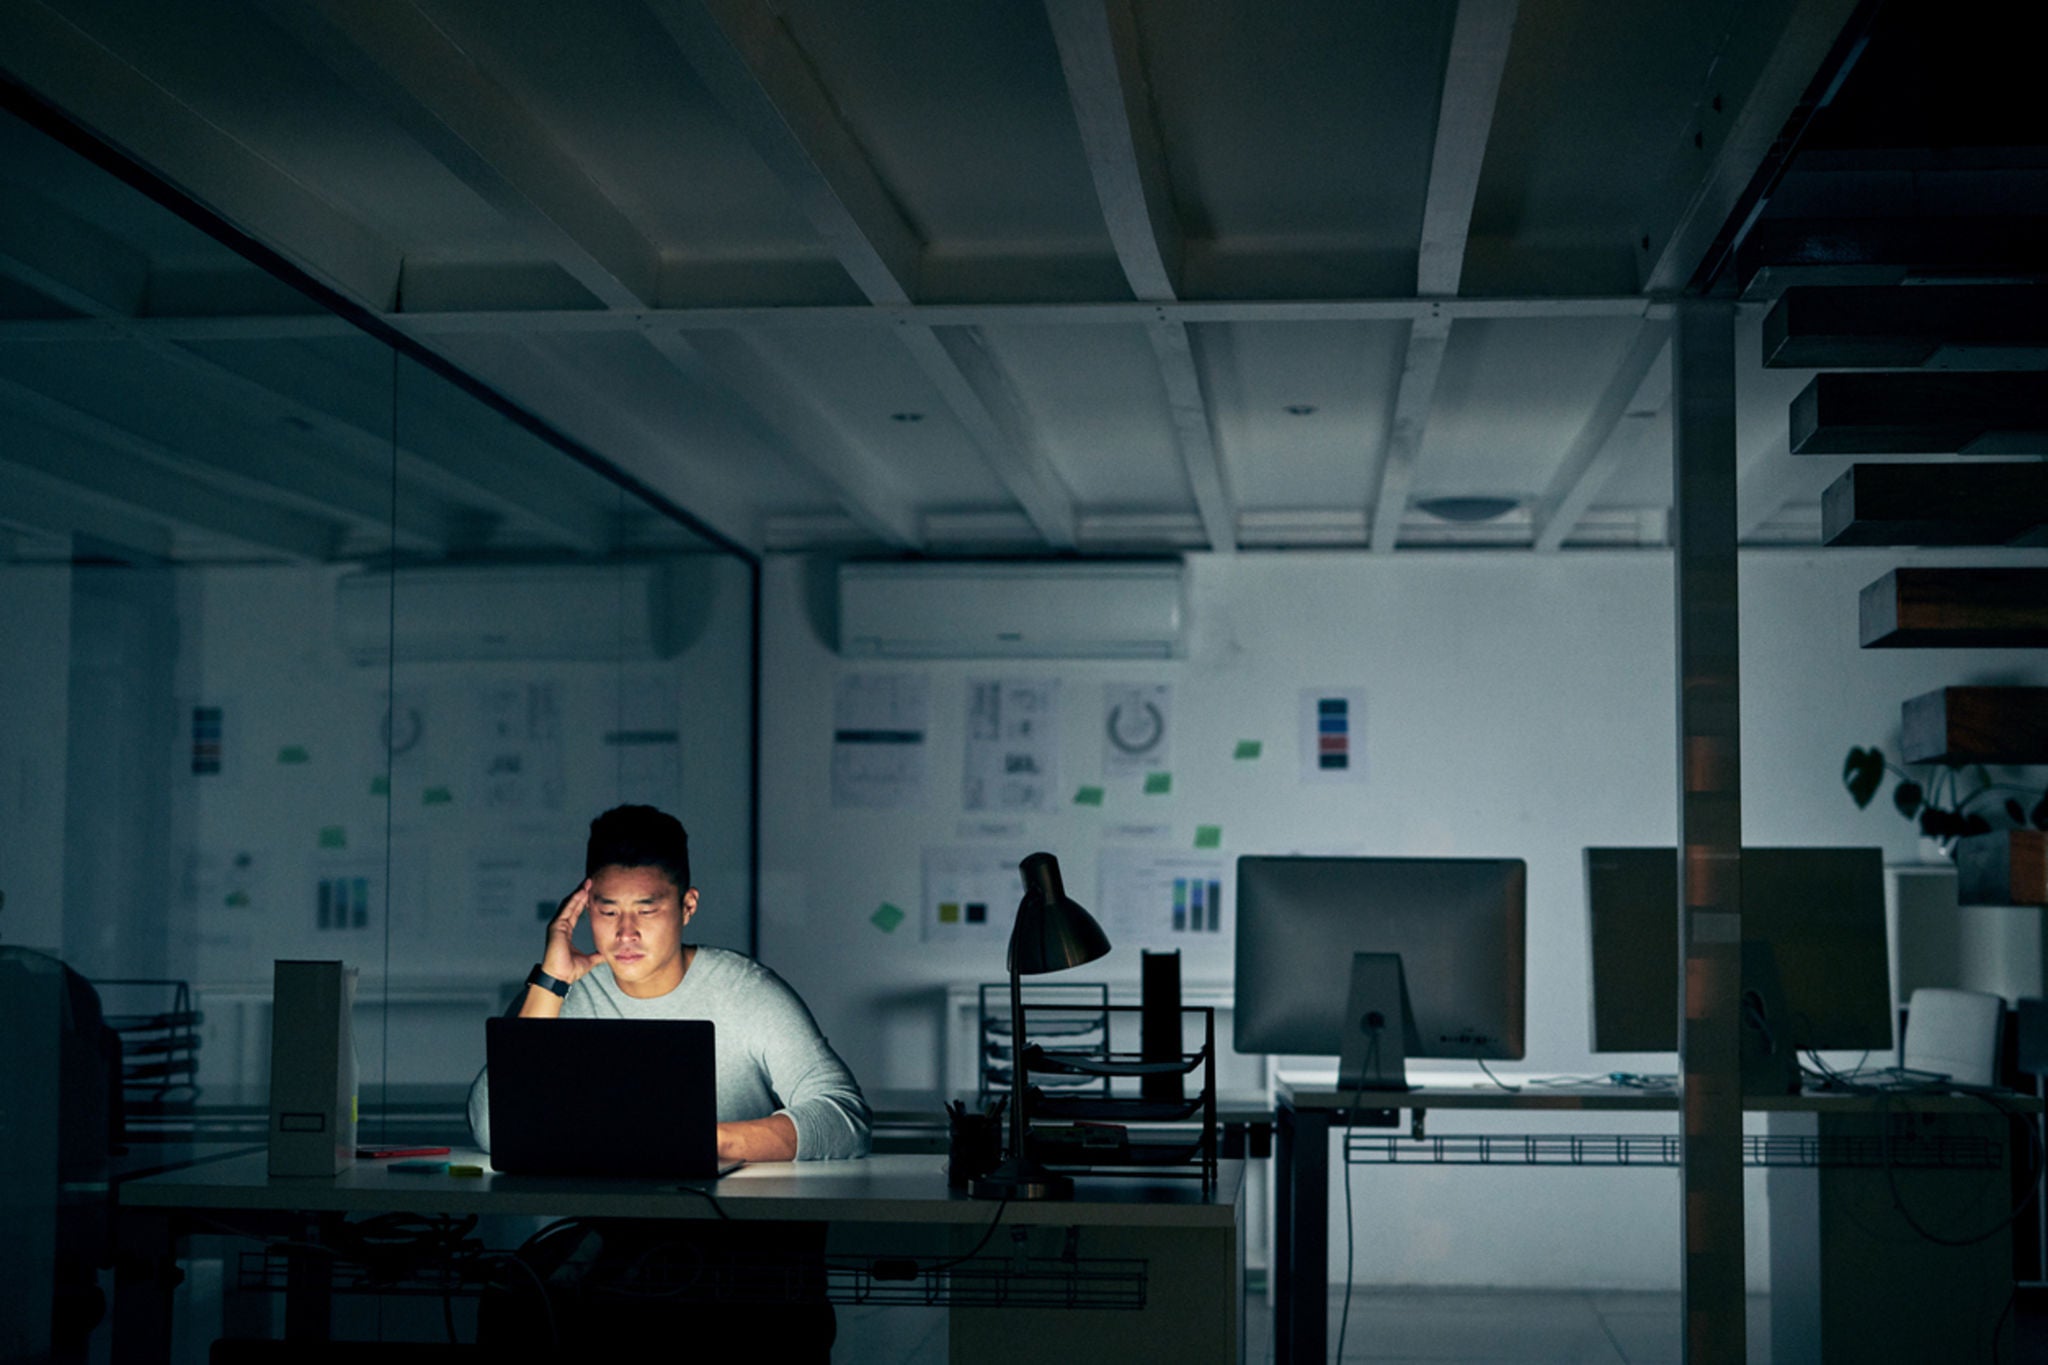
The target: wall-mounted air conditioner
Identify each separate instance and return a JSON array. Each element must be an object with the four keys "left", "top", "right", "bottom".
[
  {"left": 838, "top": 561, "right": 1184, "bottom": 659},
  {"left": 336, "top": 561, "right": 695, "bottom": 663}
]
